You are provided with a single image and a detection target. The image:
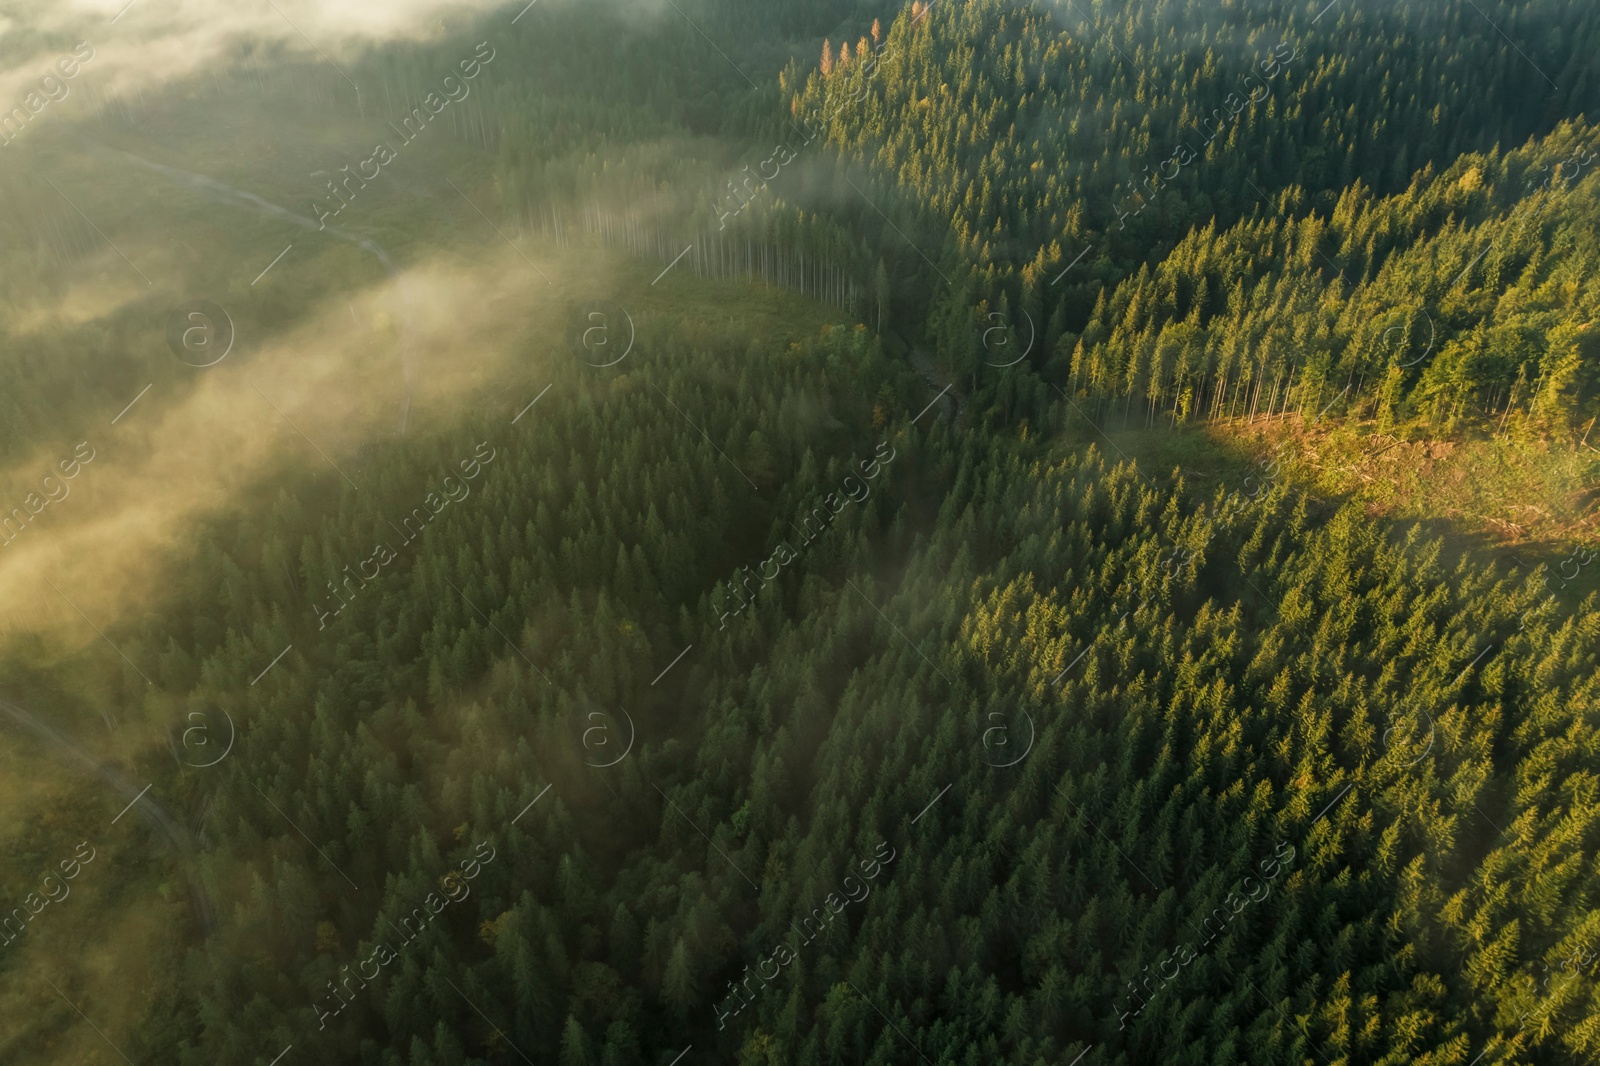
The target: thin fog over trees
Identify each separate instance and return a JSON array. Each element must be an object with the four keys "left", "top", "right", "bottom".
[{"left": 0, "top": 1, "right": 1596, "bottom": 1064}]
